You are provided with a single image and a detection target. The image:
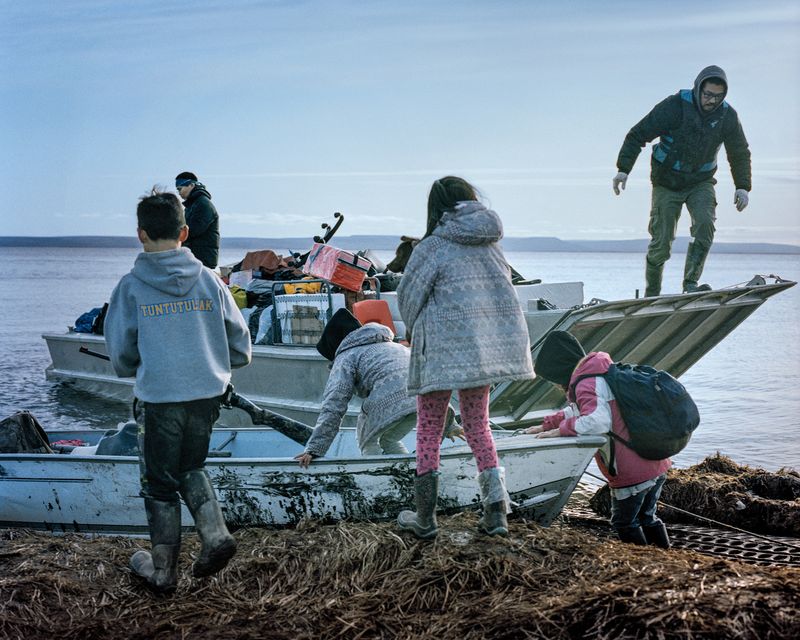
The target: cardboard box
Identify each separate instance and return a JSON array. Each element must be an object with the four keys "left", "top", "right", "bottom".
[
  {"left": 290, "top": 305, "right": 326, "bottom": 345},
  {"left": 273, "top": 293, "right": 346, "bottom": 345},
  {"left": 343, "top": 289, "right": 378, "bottom": 310},
  {"left": 228, "top": 269, "right": 255, "bottom": 288}
]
